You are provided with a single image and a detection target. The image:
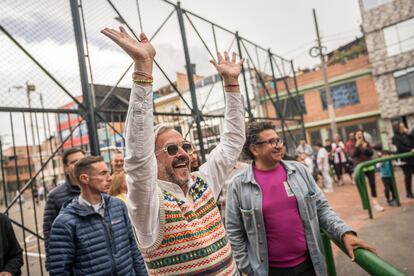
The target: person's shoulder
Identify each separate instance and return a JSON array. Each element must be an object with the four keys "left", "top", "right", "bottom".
[
  {"left": 283, "top": 160, "right": 308, "bottom": 172},
  {"left": 227, "top": 165, "right": 252, "bottom": 189},
  {"left": 0, "top": 213, "right": 11, "bottom": 224},
  {"left": 105, "top": 195, "right": 127, "bottom": 214},
  {"left": 107, "top": 195, "right": 125, "bottom": 207},
  {"left": 48, "top": 183, "right": 69, "bottom": 197},
  {"left": 53, "top": 209, "right": 77, "bottom": 229}
]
